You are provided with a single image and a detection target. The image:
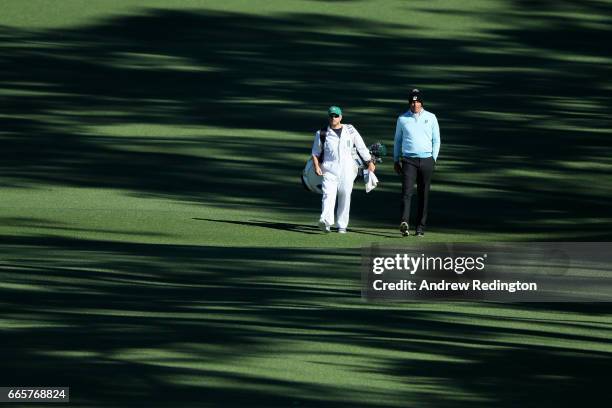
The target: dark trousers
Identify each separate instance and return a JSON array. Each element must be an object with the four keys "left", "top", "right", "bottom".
[{"left": 400, "top": 156, "right": 435, "bottom": 231}]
